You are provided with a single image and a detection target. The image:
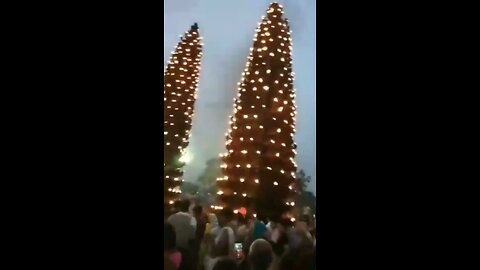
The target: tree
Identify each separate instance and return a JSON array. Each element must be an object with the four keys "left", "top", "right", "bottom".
[
  {"left": 294, "top": 170, "right": 316, "bottom": 212},
  {"left": 216, "top": 3, "right": 298, "bottom": 219},
  {"left": 297, "top": 191, "right": 316, "bottom": 212},
  {"left": 295, "top": 169, "right": 311, "bottom": 194},
  {"left": 164, "top": 23, "right": 203, "bottom": 206}
]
